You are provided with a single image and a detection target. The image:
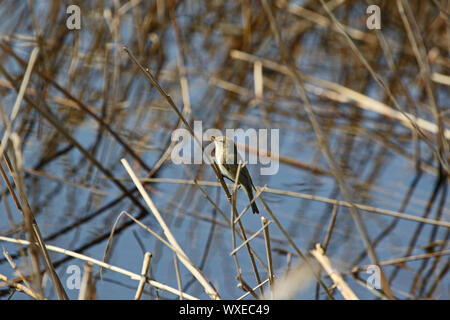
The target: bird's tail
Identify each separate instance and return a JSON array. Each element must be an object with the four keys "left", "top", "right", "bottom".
[
  {"left": 251, "top": 201, "right": 259, "bottom": 214},
  {"left": 245, "top": 186, "right": 259, "bottom": 214}
]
